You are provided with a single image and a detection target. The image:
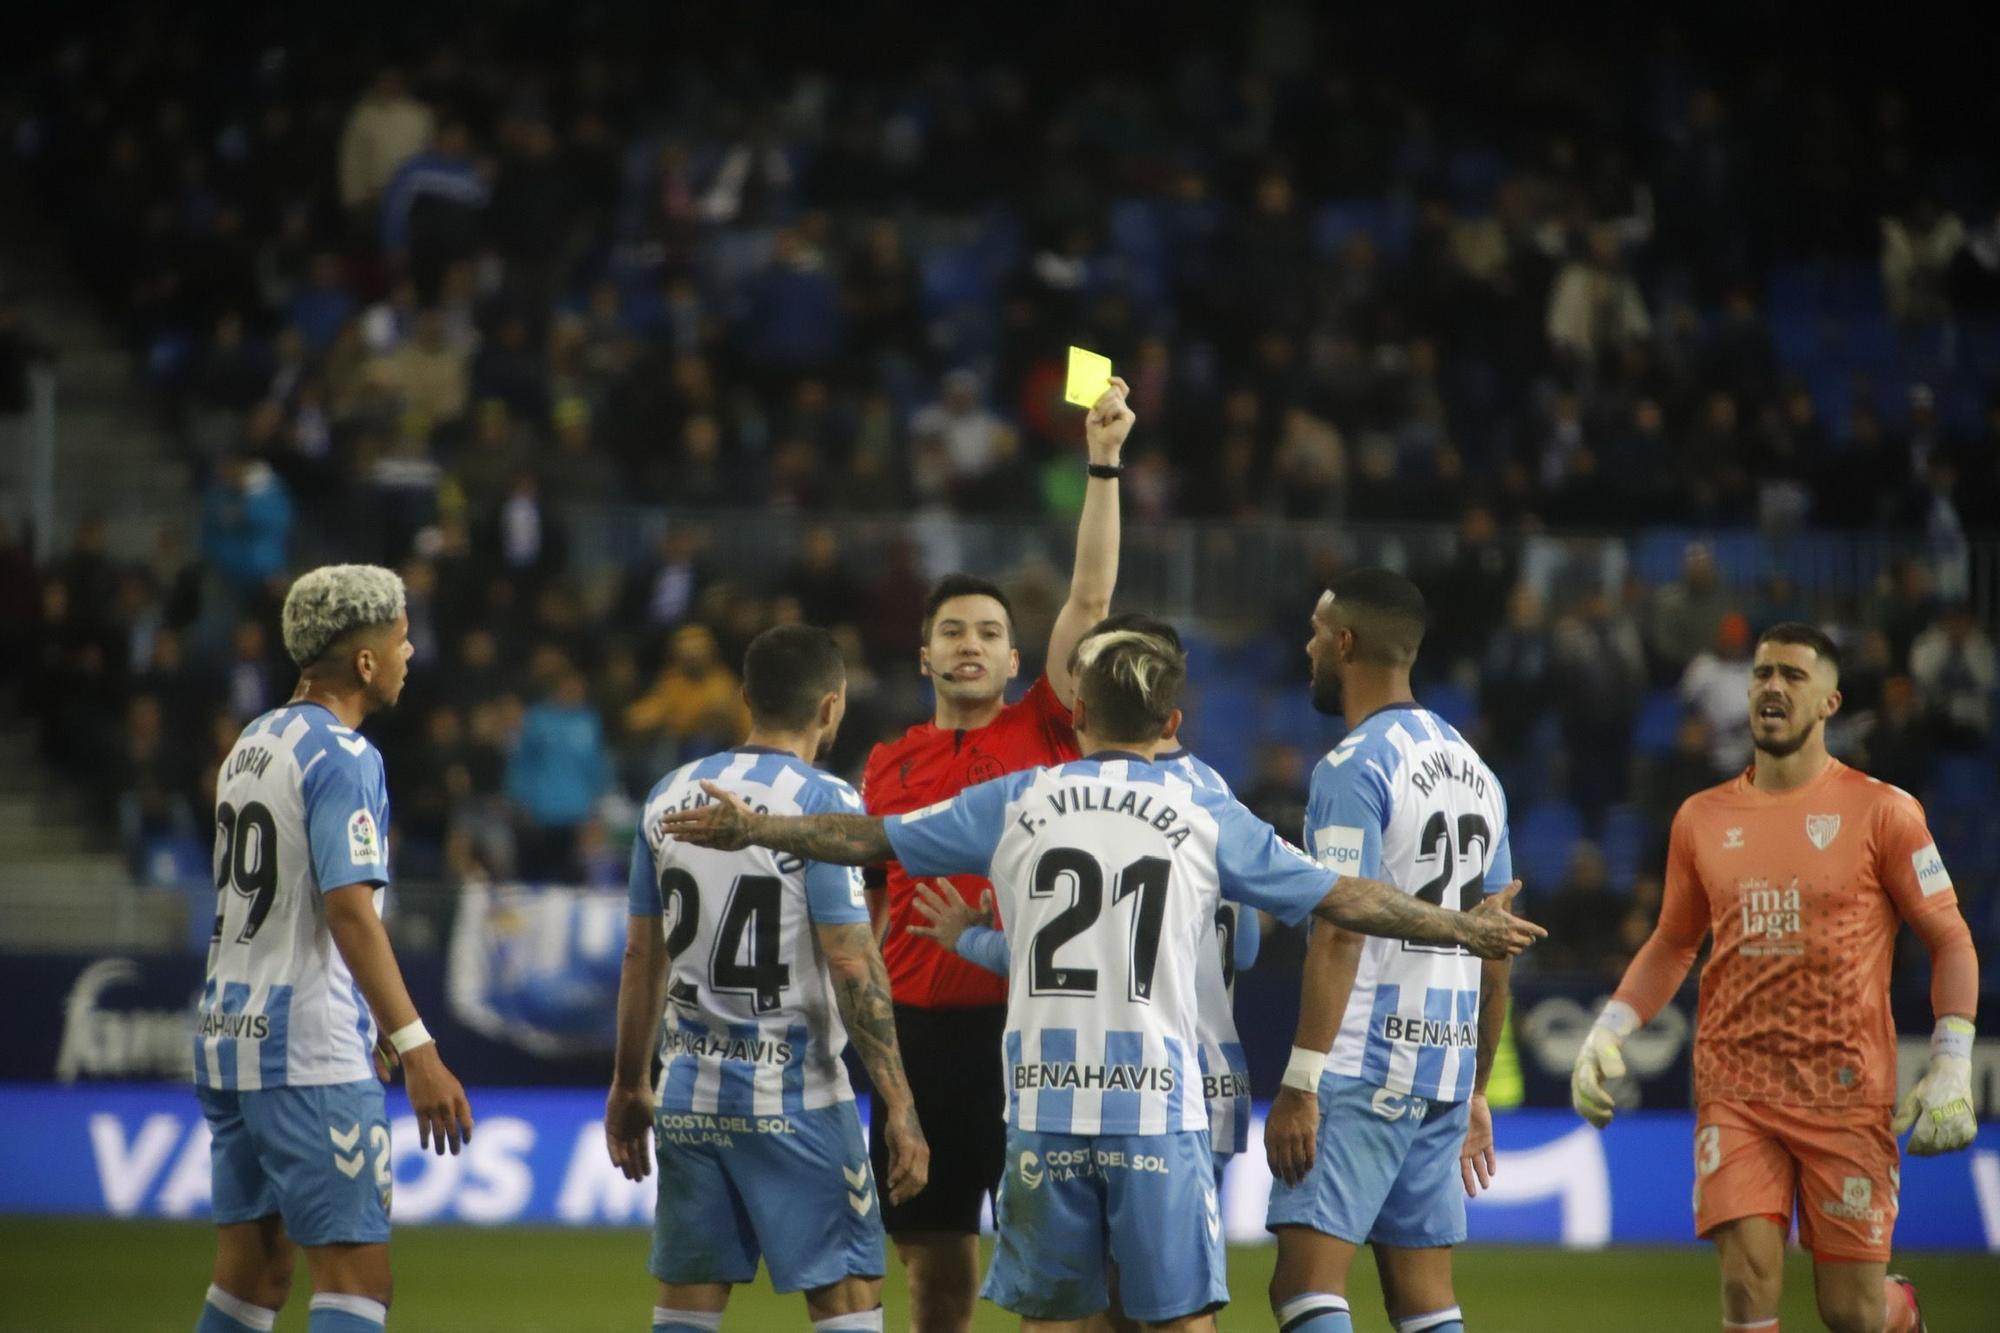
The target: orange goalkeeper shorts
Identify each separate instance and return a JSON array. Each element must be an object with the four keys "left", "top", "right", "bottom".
[{"left": 1692, "top": 1099, "right": 1899, "bottom": 1262}]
